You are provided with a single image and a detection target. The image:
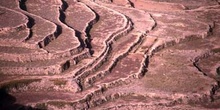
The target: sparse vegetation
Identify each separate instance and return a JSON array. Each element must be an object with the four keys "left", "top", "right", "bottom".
[
  {"left": 0, "top": 79, "right": 41, "bottom": 91},
  {"left": 35, "top": 103, "right": 47, "bottom": 110},
  {"left": 50, "top": 78, "right": 67, "bottom": 86}
]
